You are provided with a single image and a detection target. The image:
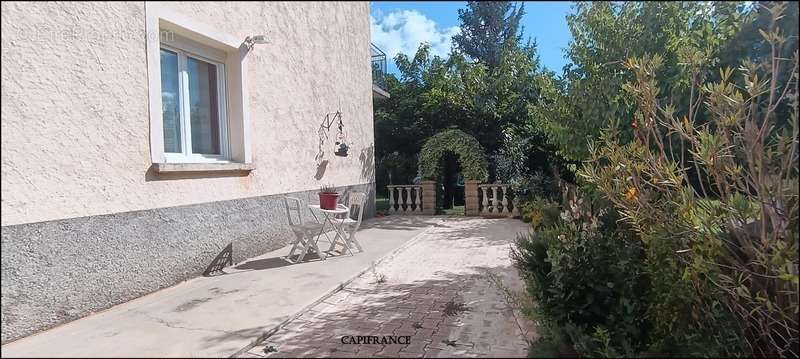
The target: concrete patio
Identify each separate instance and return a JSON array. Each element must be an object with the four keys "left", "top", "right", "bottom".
[
  {"left": 0, "top": 216, "right": 438, "bottom": 357},
  {"left": 1, "top": 216, "right": 534, "bottom": 358}
]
